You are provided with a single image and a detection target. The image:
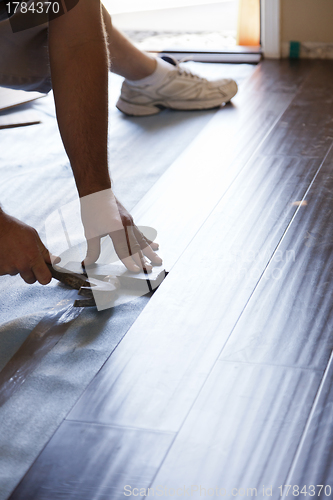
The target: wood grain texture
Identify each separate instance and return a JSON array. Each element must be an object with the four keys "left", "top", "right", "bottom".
[
  {"left": 148, "top": 62, "right": 333, "bottom": 494},
  {"left": 110, "top": 63, "right": 257, "bottom": 210},
  {"left": 67, "top": 62, "right": 330, "bottom": 432},
  {"left": 67, "top": 154, "right": 324, "bottom": 431},
  {"left": 131, "top": 61, "right": 313, "bottom": 272},
  {"left": 151, "top": 361, "right": 322, "bottom": 497},
  {"left": 220, "top": 146, "right": 333, "bottom": 370},
  {"left": 9, "top": 421, "right": 174, "bottom": 500},
  {"left": 284, "top": 353, "right": 333, "bottom": 491}
]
